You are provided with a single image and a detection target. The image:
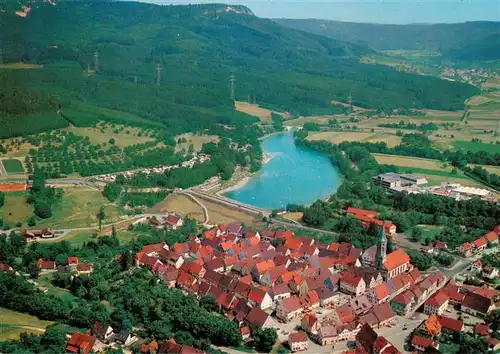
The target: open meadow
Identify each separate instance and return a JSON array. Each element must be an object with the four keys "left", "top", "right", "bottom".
[
  {"left": 0, "top": 63, "right": 43, "bottom": 69},
  {"left": 174, "top": 133, "right": 219, "bottom": 152},
  {"left": 37, "top": 187, "right": 124, "bottom": 229},
  {"left": 0, "top": 192, "right": 34, "bottom": 227},
  {"left": 148, "top": 194, "right": 206, "bottom": 223},
  {"left": 0, "top": 308, "right": 54, "bottom": 341}
]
